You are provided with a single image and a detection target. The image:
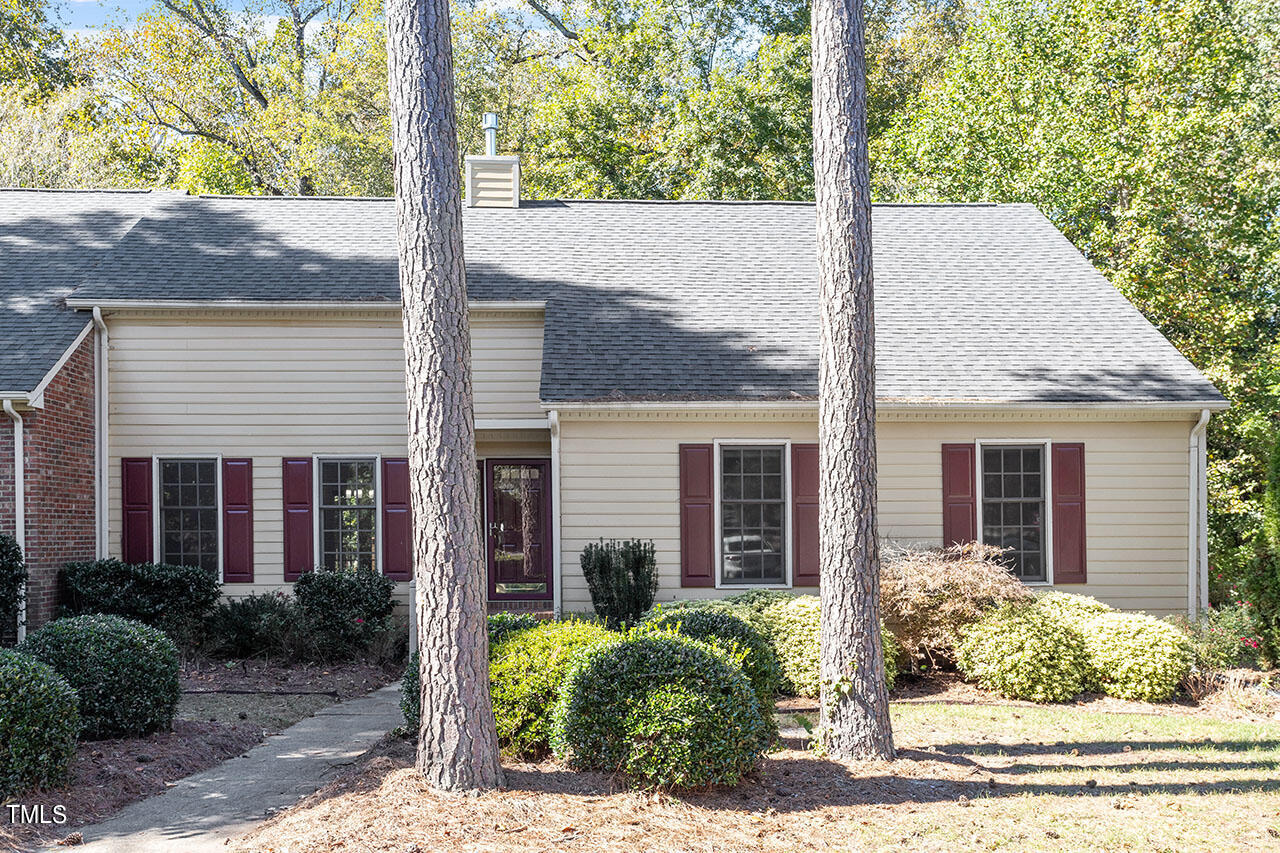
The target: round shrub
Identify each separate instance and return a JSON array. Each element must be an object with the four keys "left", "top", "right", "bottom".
[
  {"left": 758, "top": 596, "right": 899, "bottom": 697},
  {"left": 1034, "top": 591, "right": 1114, "bottom": 626},
  {"left": 551, "top": 632, "right": 769, "bottom": 788},
  {"left": 20, "top": 615, "right": 180, "bottom": 739},
  {"left": 956, "top": 604, "right": 1089, "bottom": 702},
  {"left": 643, "top": 609, "right": 782, "bottom": 708},
  {"left": 1079, "top": 613, "right": 1193, "bottom": 701},
  {"left": 490, "top": 620, "right": 614, "bottom": 757},
  {"left": 0, "top": 534, "right": 27, "bottom": 638},
  {"left": 0, "top": 649, "right": 79, "bottom": 799},
  {"left": 724, "top": 589, "right": 798, "bottom": 613},
  {"left": 487, "top": 611, "right": 540, "bottom": 648}
]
